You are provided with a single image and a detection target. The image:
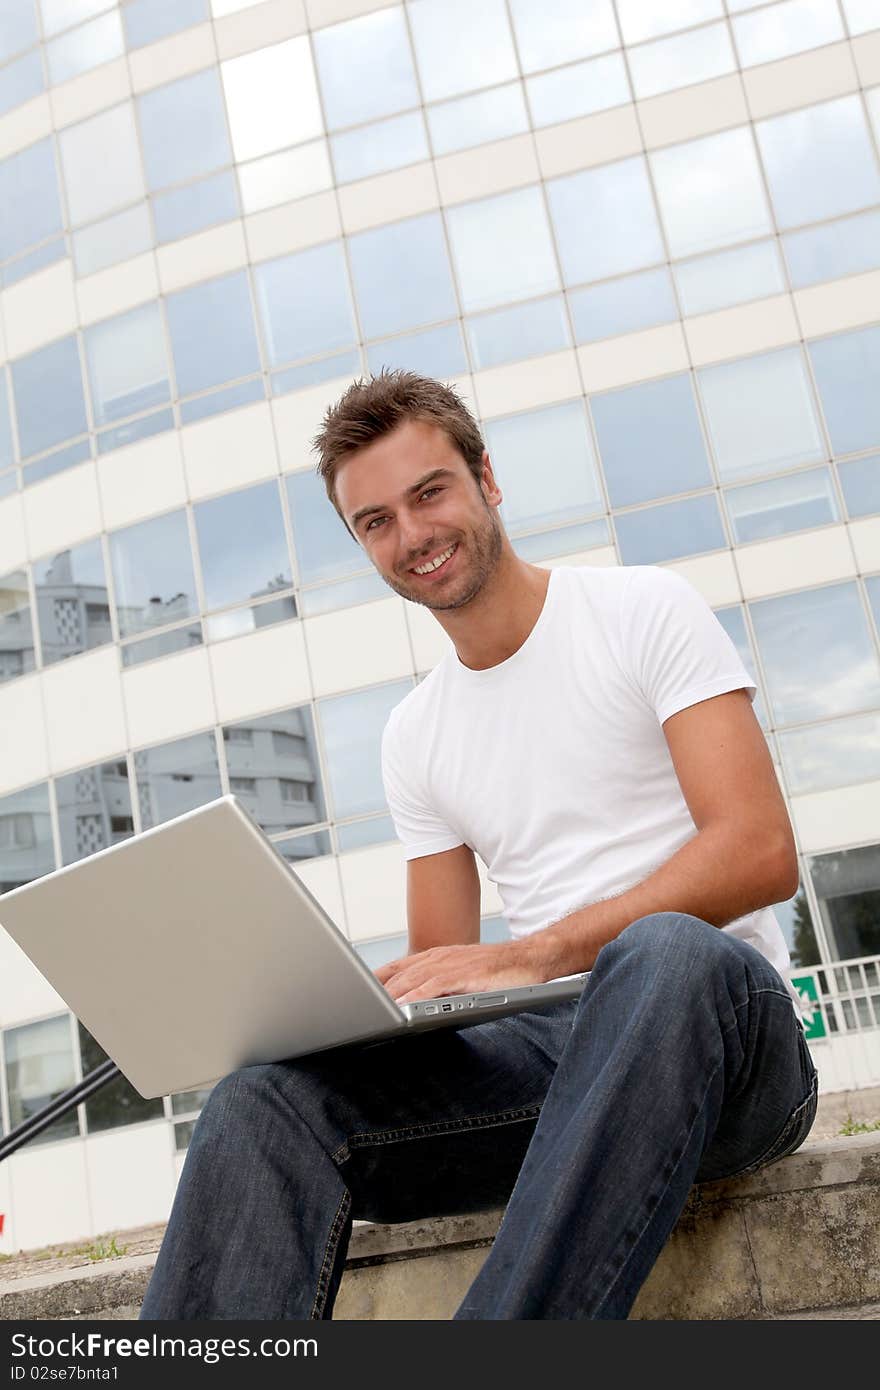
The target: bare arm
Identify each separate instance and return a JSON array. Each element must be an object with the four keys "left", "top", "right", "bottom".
[
  {"left": 405, "top": 843, "right": 481, "bottom": 954},
  {"left": 378, "top": 690, "right": 798, "bottom": 1002}
]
